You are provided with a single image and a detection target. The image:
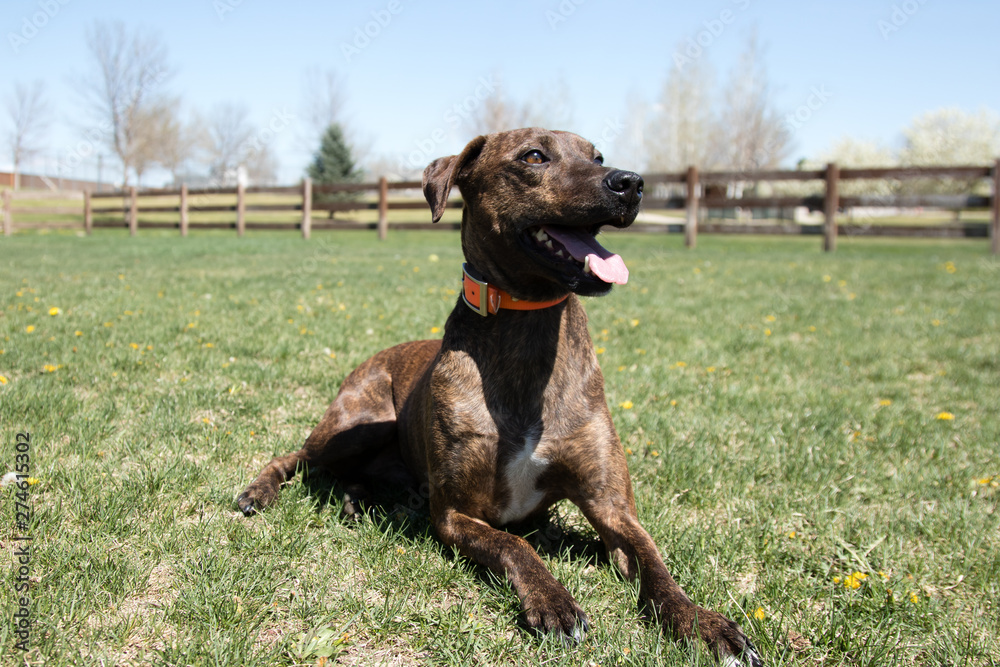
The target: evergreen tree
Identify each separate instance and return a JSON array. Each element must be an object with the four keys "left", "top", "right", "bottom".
[{"left": 308, "top": 124, "right": 362, "bottom": 206}]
